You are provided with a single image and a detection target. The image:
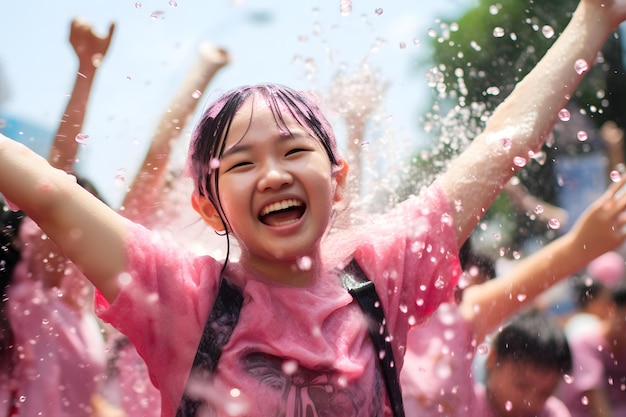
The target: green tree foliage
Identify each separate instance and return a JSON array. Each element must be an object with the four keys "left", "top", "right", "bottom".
[{"left": 398, "top": 0, "right": 626, "bottom": 254}]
